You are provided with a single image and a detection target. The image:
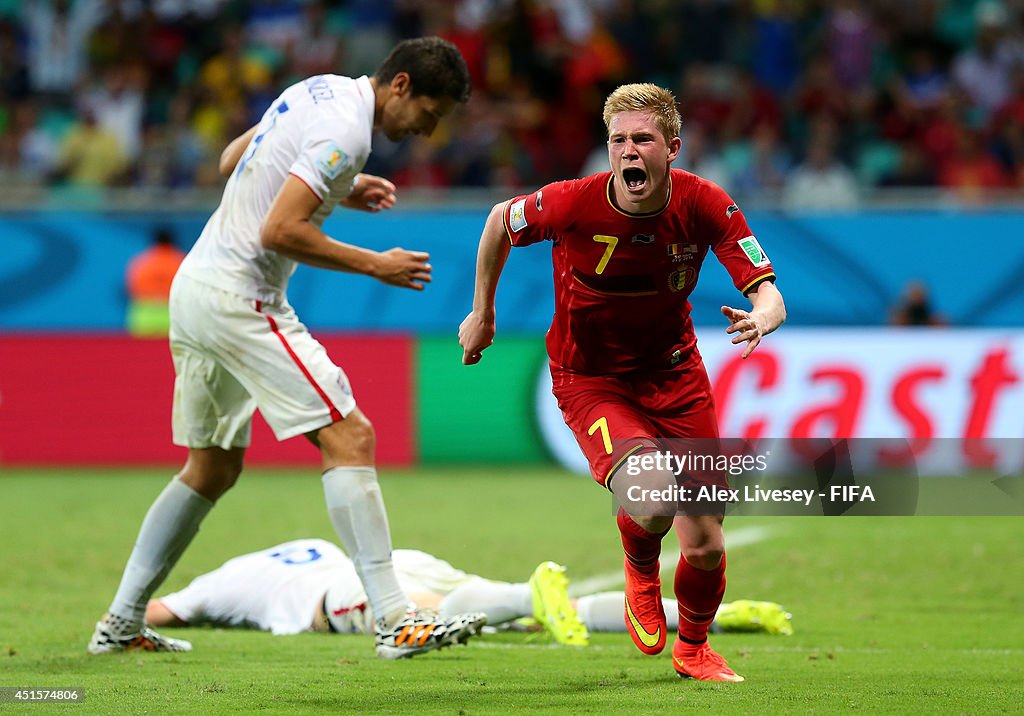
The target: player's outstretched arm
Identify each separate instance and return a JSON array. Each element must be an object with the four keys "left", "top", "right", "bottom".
[
  {"left": 219, "top": 125, "right": 258, "bottom": 177},
  {"left": 459, "top": 202, "right": 512, "bottom": 364},
  {"left": 145, "top": 599, "right": 187, "bottom": 628},
  {"left": 261, "top": 176, "right": 432, "bottom": 290},
  {"left": 721, "top": 281, "right": 786, "bottom": 359},
  {"left": 340, "top": 173, "right": 397, "bottom": 213}
]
